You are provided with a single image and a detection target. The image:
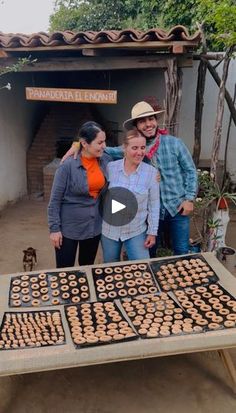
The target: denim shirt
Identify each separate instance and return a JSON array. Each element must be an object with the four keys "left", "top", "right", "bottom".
[{"left": 48, "top": 154, "right": 110, "bottom": 240}]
